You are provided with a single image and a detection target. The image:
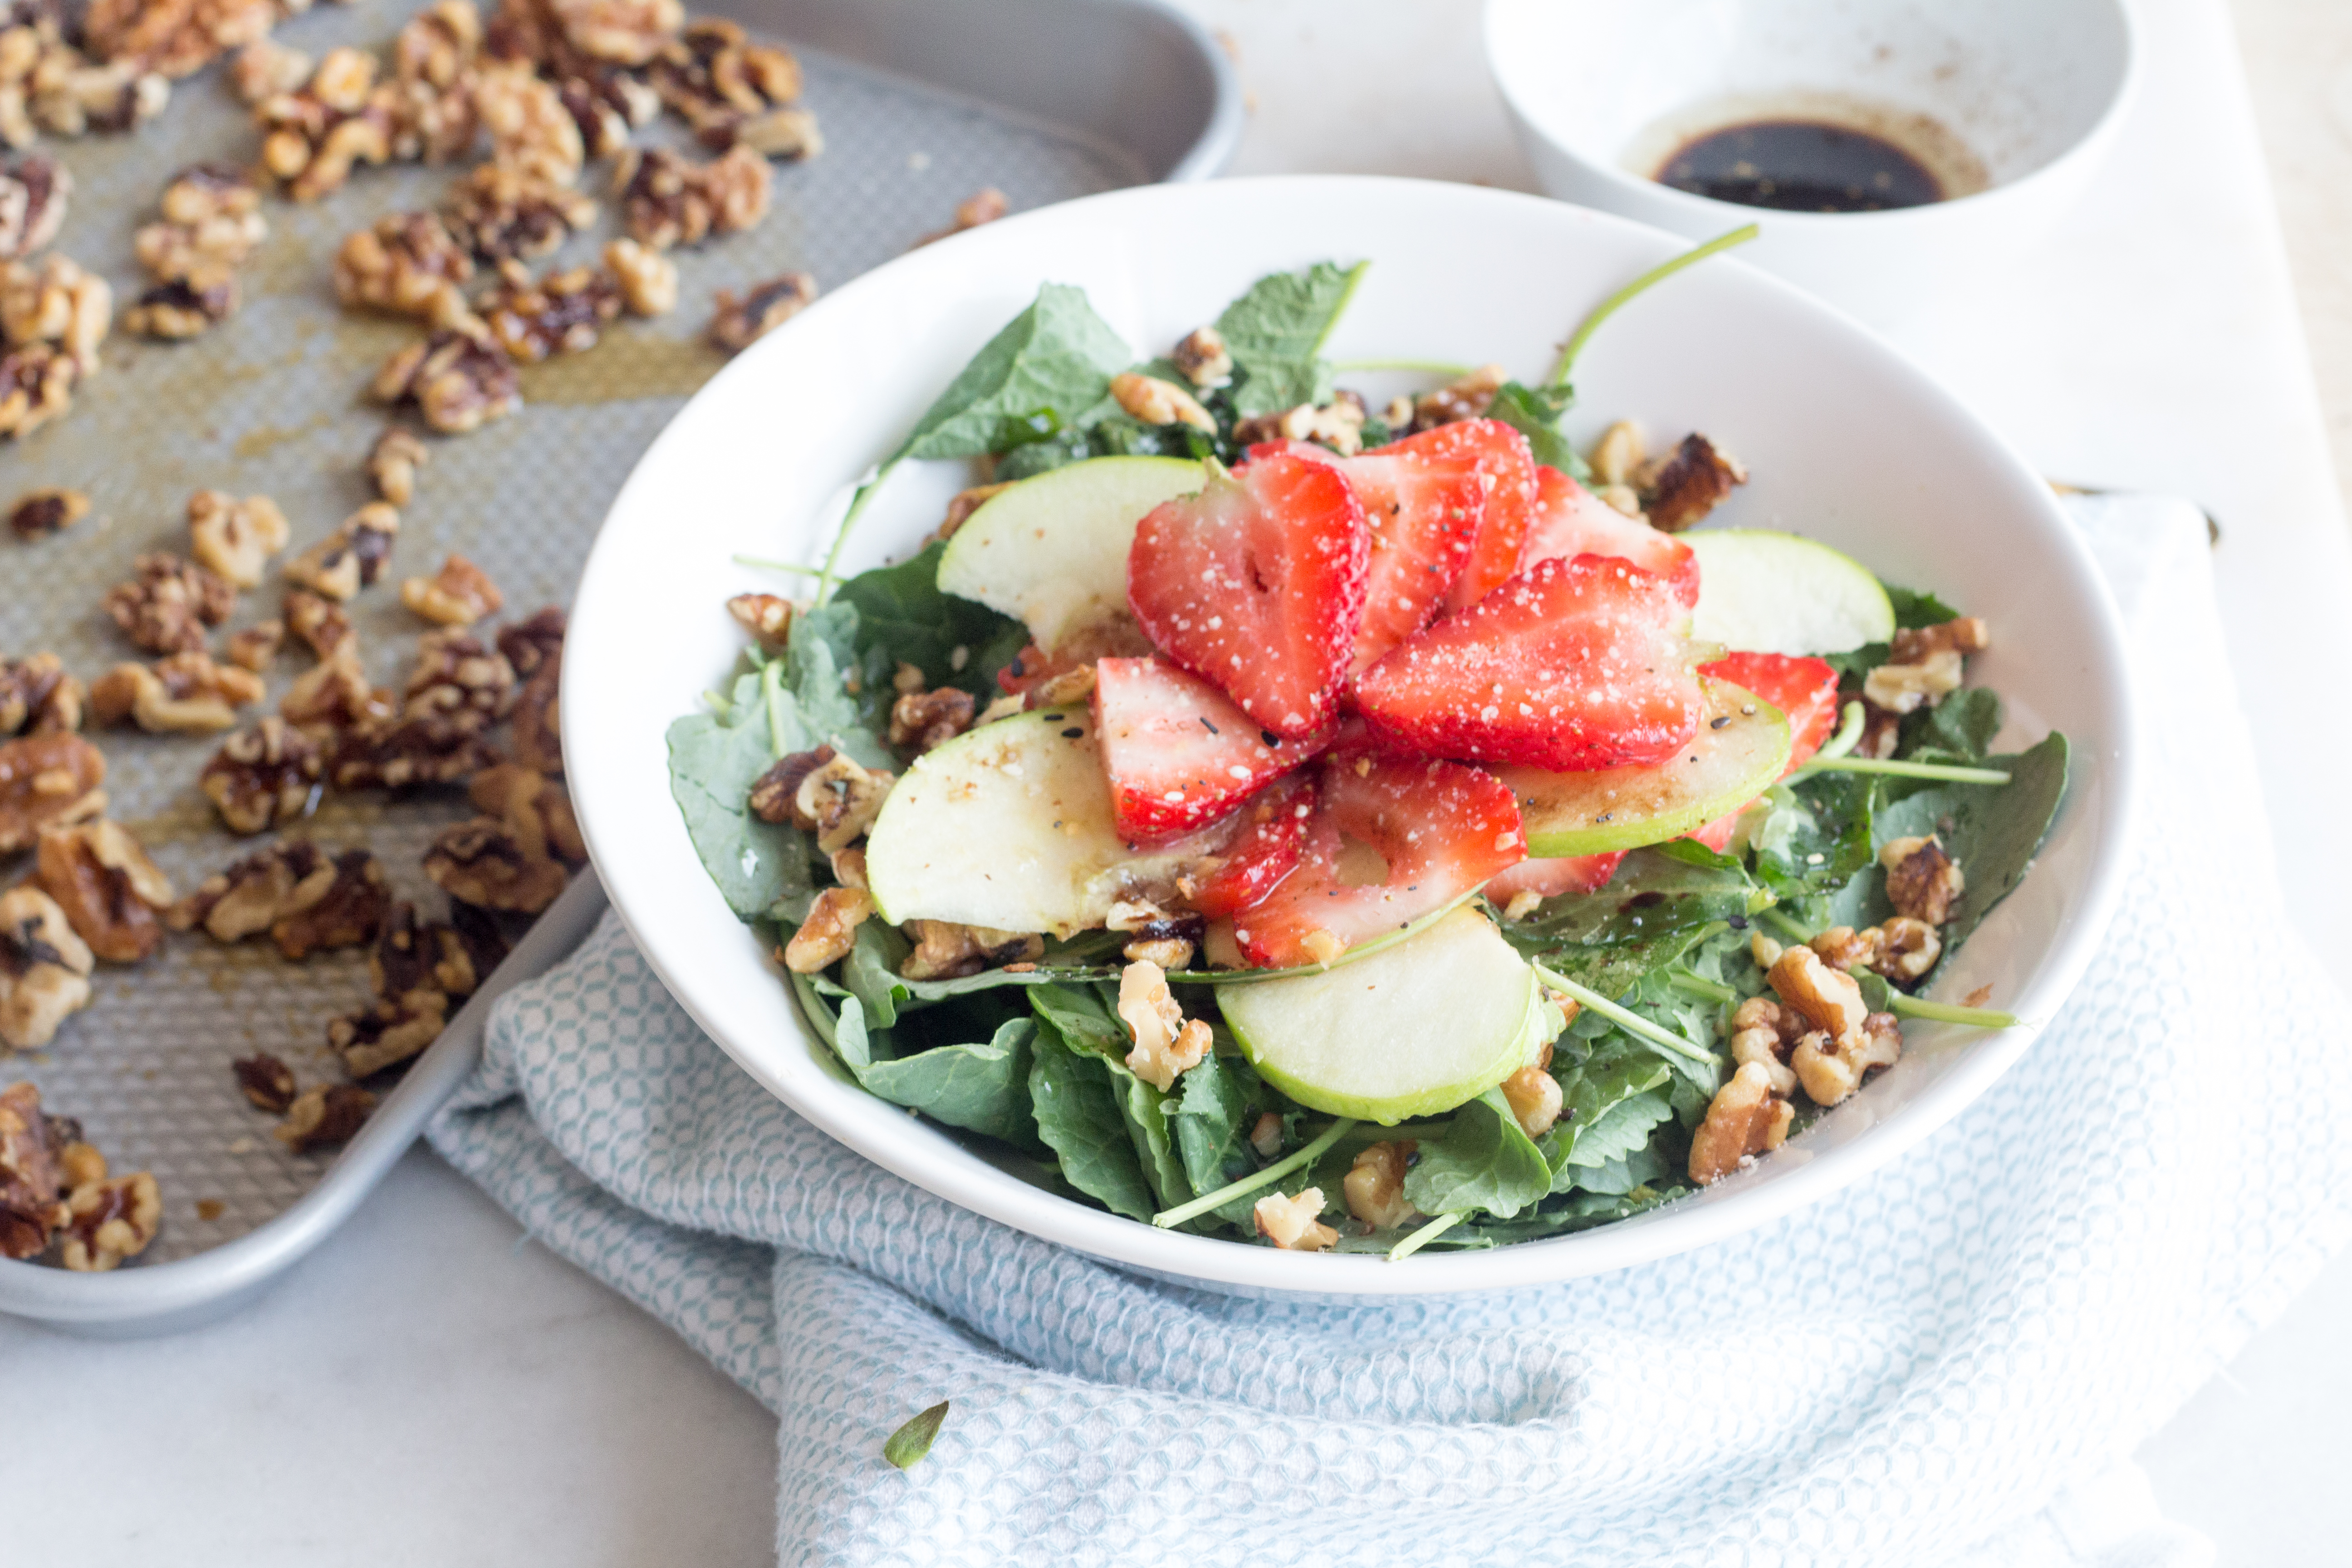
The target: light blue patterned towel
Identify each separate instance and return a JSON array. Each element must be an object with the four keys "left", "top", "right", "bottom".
[{"left": 430, "top": 498, "right": 2351, "bottom": 1567}]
